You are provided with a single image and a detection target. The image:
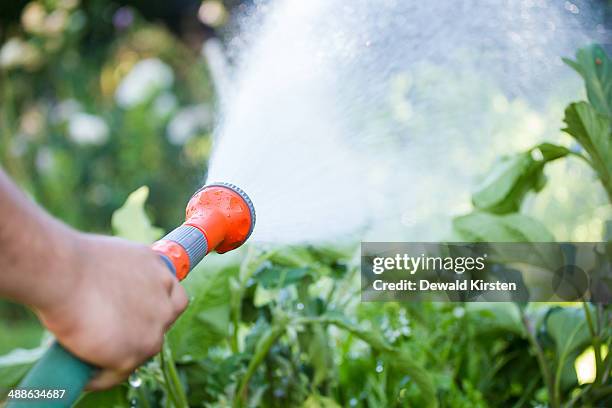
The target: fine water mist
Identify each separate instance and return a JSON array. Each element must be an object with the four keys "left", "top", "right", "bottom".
[{"left": 205, "top": 0, "right": 607, "bottom": 244}]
